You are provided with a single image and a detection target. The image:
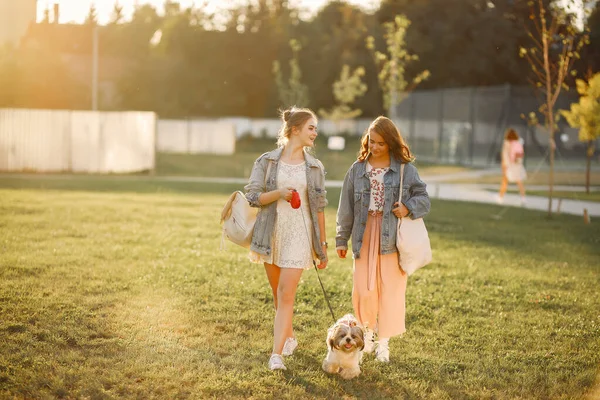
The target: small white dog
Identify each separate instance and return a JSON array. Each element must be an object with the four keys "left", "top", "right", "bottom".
[{"left": 322, "top": 314, "right": 365, "bottom": 379}]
